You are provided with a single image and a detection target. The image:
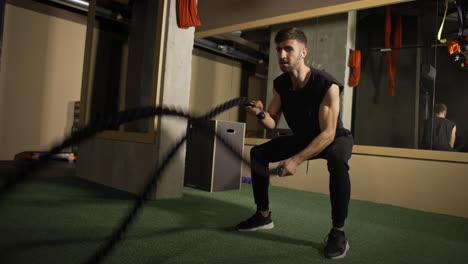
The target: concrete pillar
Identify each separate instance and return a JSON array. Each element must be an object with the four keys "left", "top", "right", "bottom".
[
  {"left": 342, "top": 11, "right": 357, "bottom": 130},
  {"left": 155, "top": 0, "right": 195, "bottom": 199},
  {"left": 77, "top": 0, "right": 195, "bottom": 200}
]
